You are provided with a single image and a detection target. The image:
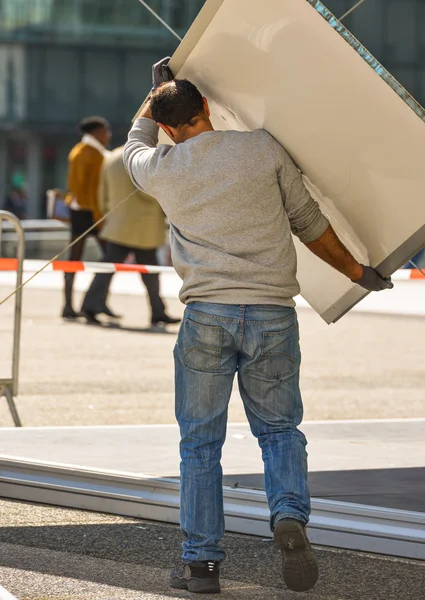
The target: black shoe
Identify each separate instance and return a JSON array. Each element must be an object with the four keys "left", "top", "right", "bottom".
[
  {"left": 170, "top": 561, "right": 220, "bottom": 594},
  {"left": 101, "top": 306, "right": 122, "bottom": 319},
  {"left": 61, "top": 305, "right": 80, "bottom": 320},
  {"left": 151, "top": 314, "right": 181, "bottom": 326},
  {"left": 274, "top": 518, "right": 318, "bottom": 592},
  {"left": 81, "top": 310, "right": 102, "bottom": 325}
]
